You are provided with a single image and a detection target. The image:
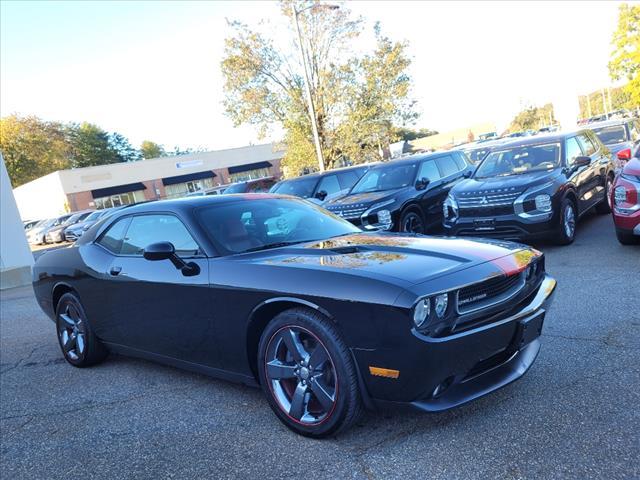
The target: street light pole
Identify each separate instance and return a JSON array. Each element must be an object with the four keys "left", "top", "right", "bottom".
[{"left": 292, "top": 3, "right": 326, "bottom": 172}]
